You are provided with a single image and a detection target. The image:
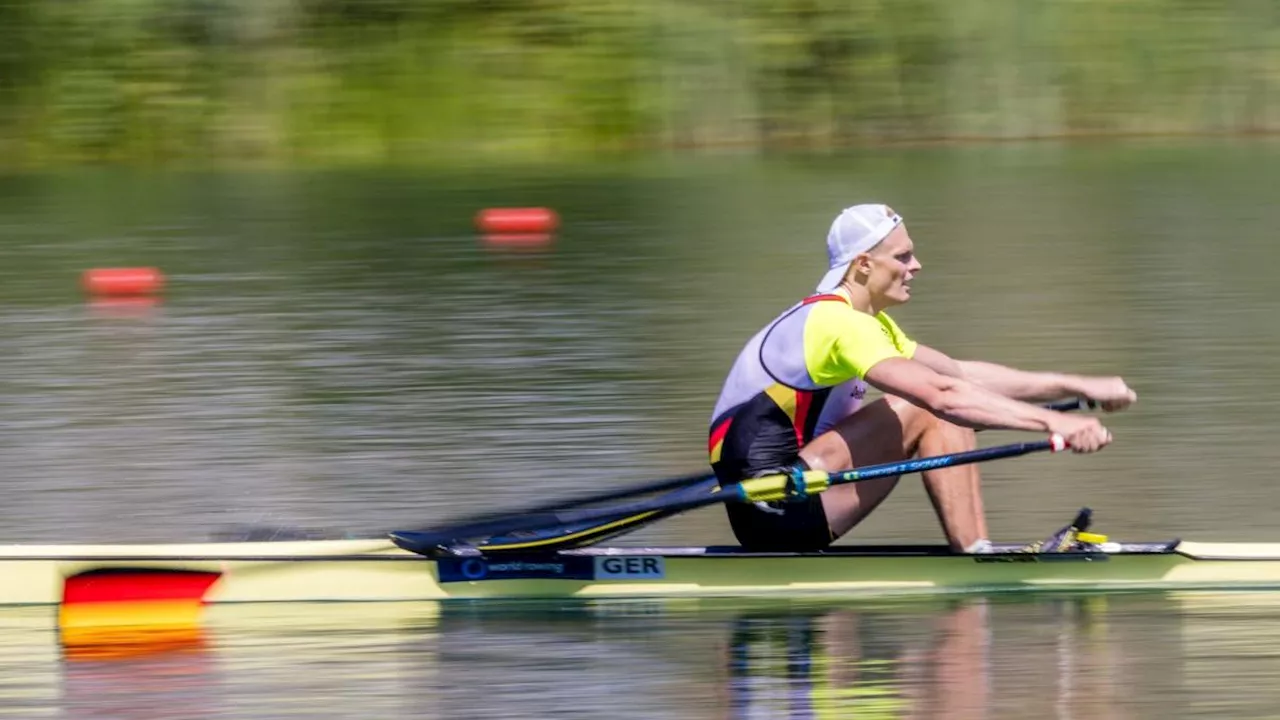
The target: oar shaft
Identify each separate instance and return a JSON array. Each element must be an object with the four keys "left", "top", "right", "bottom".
[
  {"left": 732, "top": 436, "right": 1066, "bottom": 504},
  {"left": 413, "top": 399, "right": 1089, "bottom": 536}
]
